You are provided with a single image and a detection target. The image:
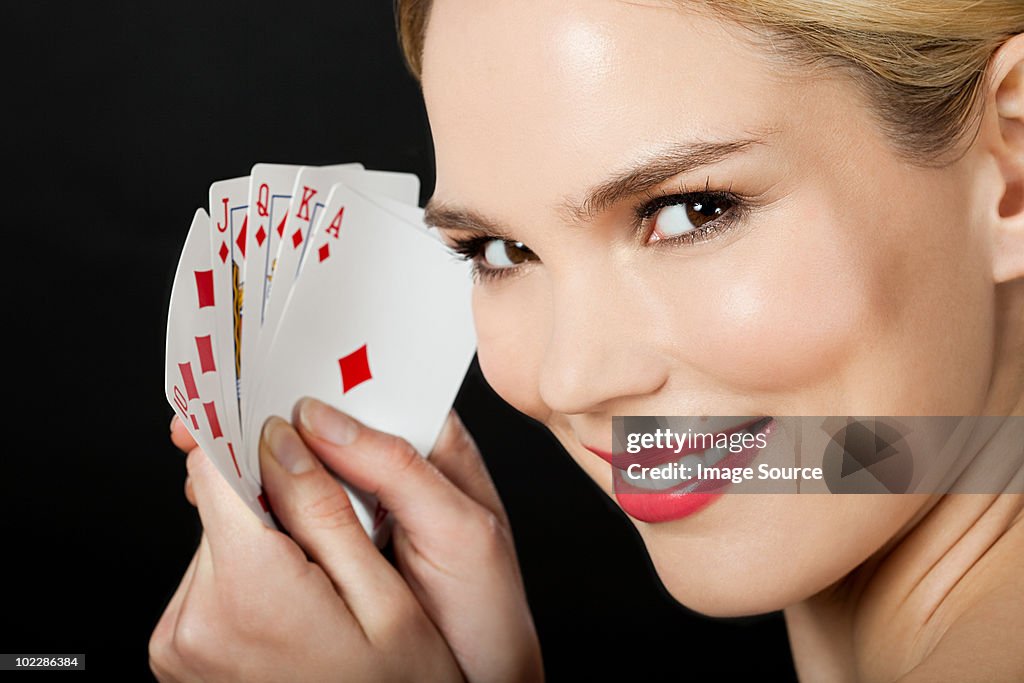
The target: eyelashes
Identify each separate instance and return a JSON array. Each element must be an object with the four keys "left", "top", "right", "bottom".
[
  {"left": 446, "top": 184, "right": 746, "bottom": 284},
  {"left": 447, "top": 237, "right": 539, "bottom": 284},
  {"left": 450, "top": 236, "right": 540, "bottom": 282},
  {"left": 636, "top": 189, "right": 742, "bottom": 246}
]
